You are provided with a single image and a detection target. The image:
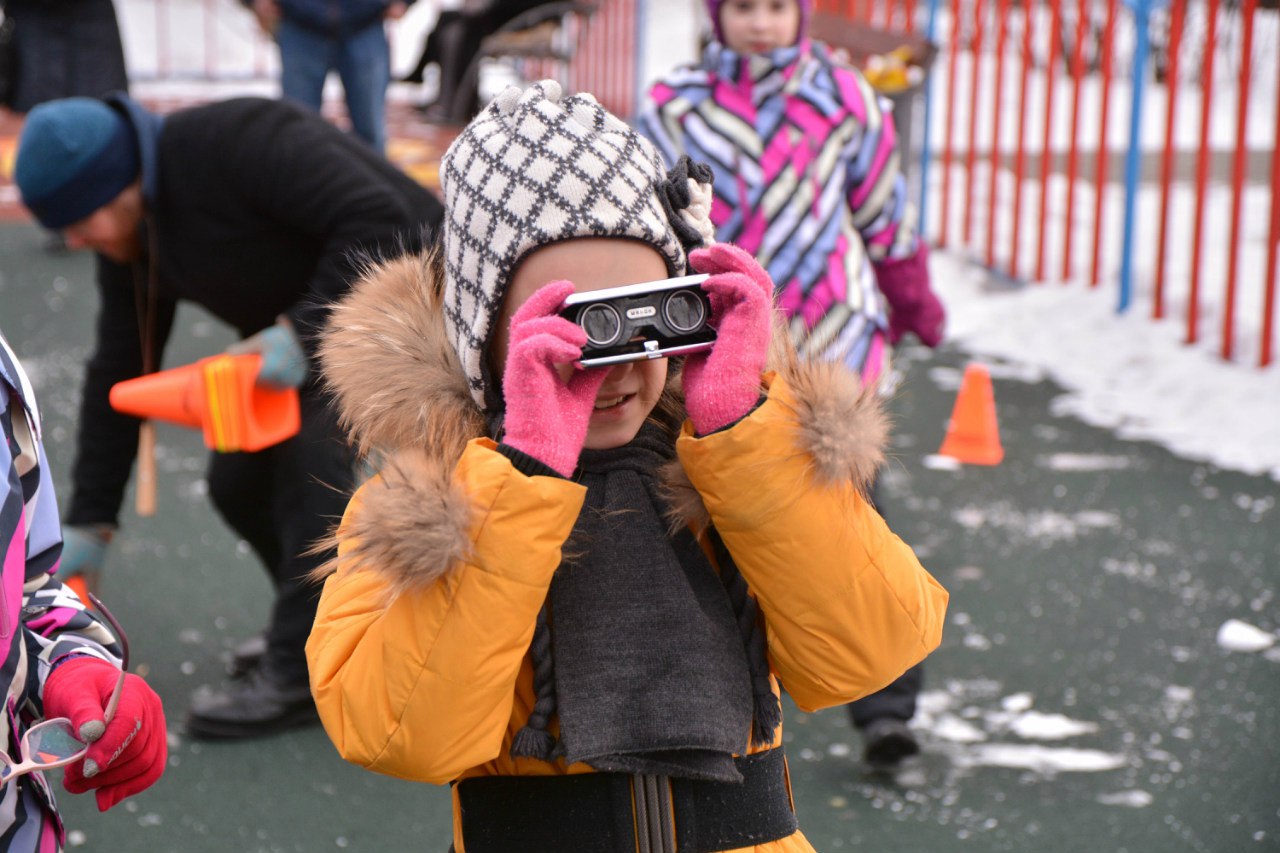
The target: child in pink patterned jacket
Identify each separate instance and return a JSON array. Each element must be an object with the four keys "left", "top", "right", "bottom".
[{"left": 639, "top": 0, "right": 945, "bottom": 387}]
